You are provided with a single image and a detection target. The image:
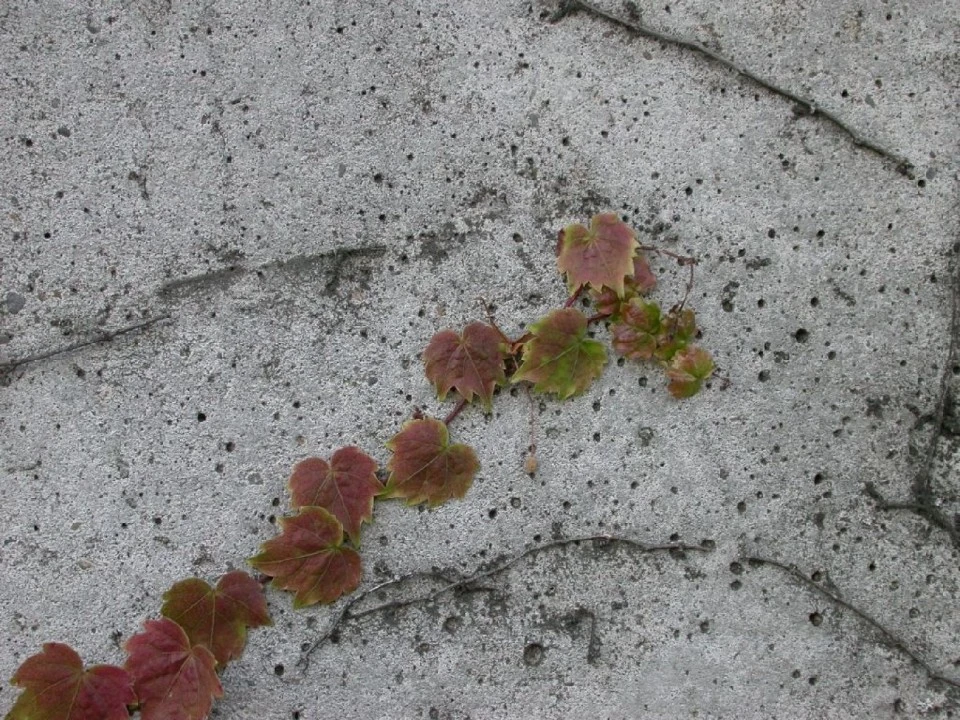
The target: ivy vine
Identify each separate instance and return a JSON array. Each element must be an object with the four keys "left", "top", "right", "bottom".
[{"left": 5, "top": 213, "right": 713, "bottom": 719}]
